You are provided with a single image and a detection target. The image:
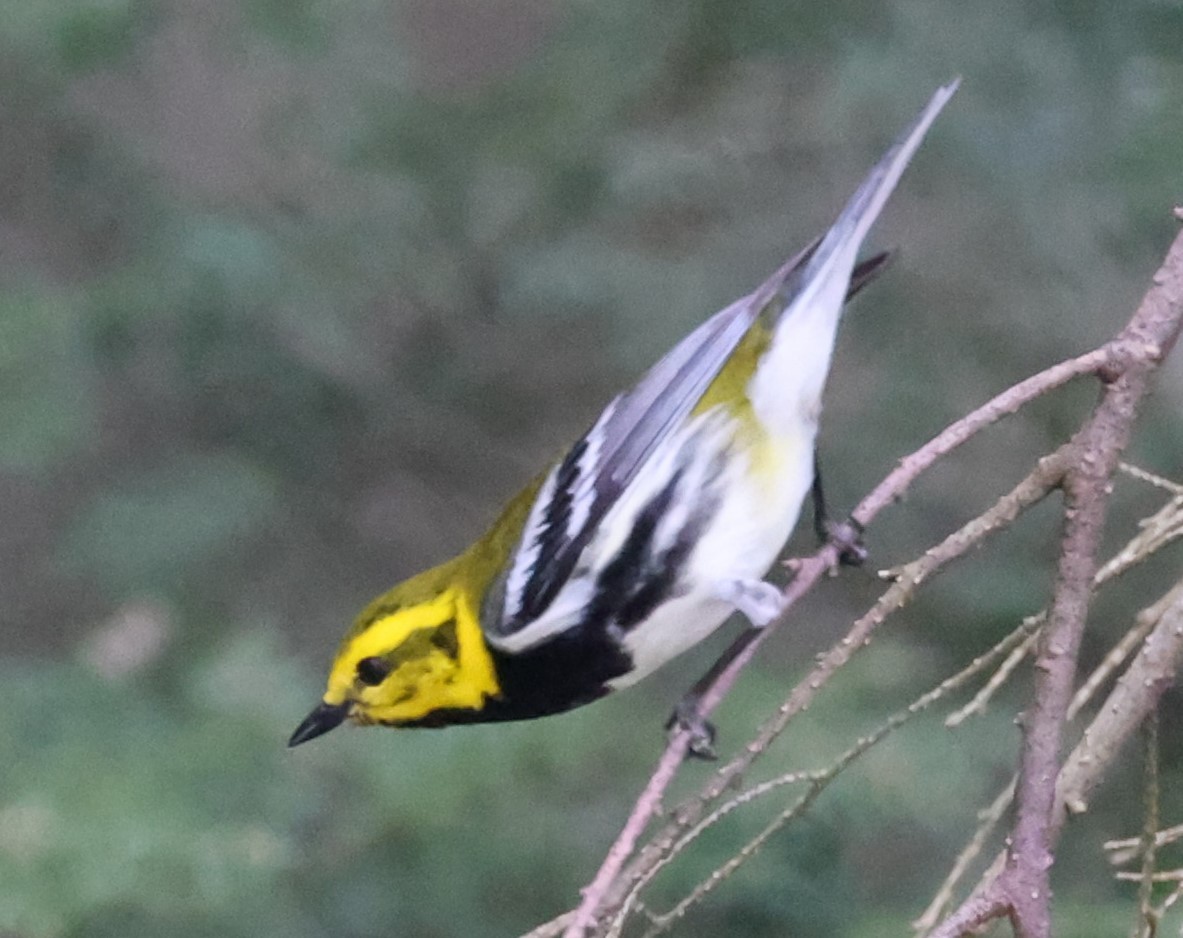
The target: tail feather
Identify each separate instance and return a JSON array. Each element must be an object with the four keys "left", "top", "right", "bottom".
[
  {"left": 847, "top": 250, "right": 893, "bottom": 302},
  {"left": 747, "top": 80, "right": 958, "bottom": 433},
  {"left": 779, "top": 78, "right": 960, "bottom": 319}
]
